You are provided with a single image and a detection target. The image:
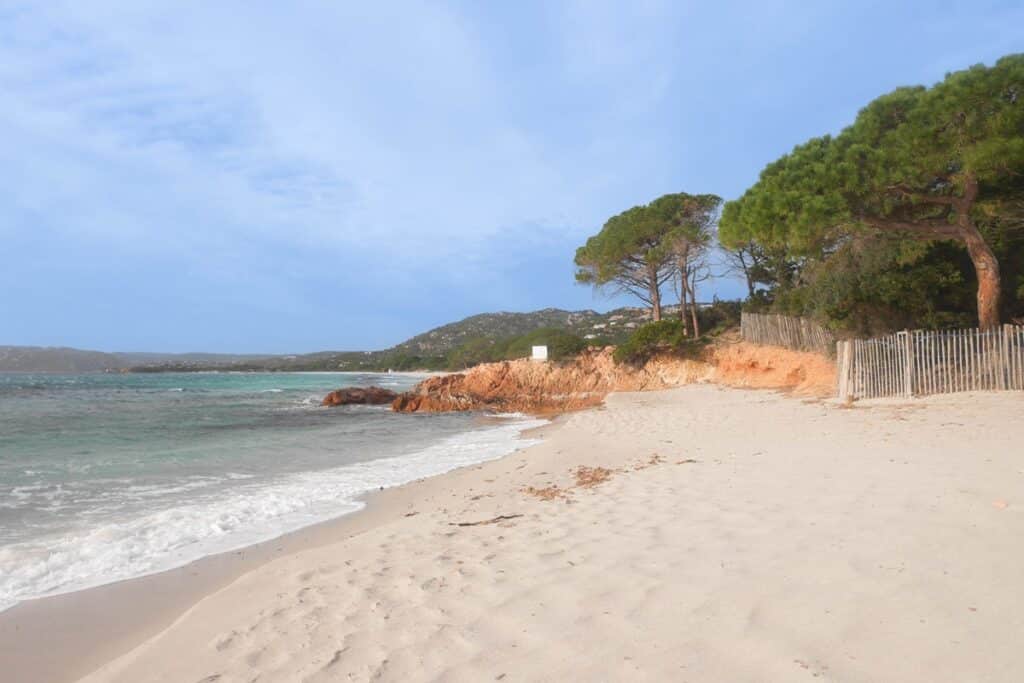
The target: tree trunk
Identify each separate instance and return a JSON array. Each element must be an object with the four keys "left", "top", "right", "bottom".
[
  {"left": 736, "top": 249, "right": 756, "bottom": 299},
  {"left": 873, "top": 174, "right": 1001, "bottom": 329},
  {"left": 677, "top": 256, "right": 689, "bottom": 334},
  {"left": 687, "top": 276, "right": 700, "bottom": 338},
  {"left": 957, "top": 174, "right": 1000, "bottom": 330},
  {"left": 648, "top": 270, "right": 662, "bottom": 322},
  {"left": 959, "top": 216, "right": 1001, "bottom": 330},
  {"left": 679, "top": 280, "right": 689, "bottom": 333}
]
